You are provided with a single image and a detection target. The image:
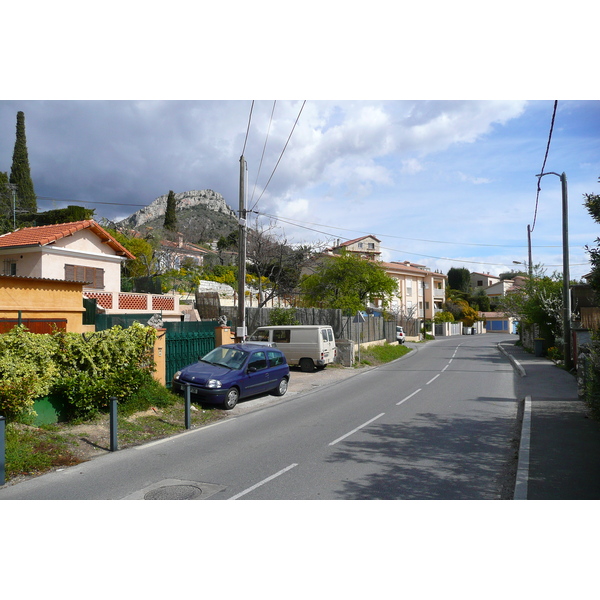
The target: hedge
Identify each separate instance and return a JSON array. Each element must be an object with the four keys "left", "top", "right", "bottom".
[{"left": 0, "top": 324, "right": 156, "bottom": 422}]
